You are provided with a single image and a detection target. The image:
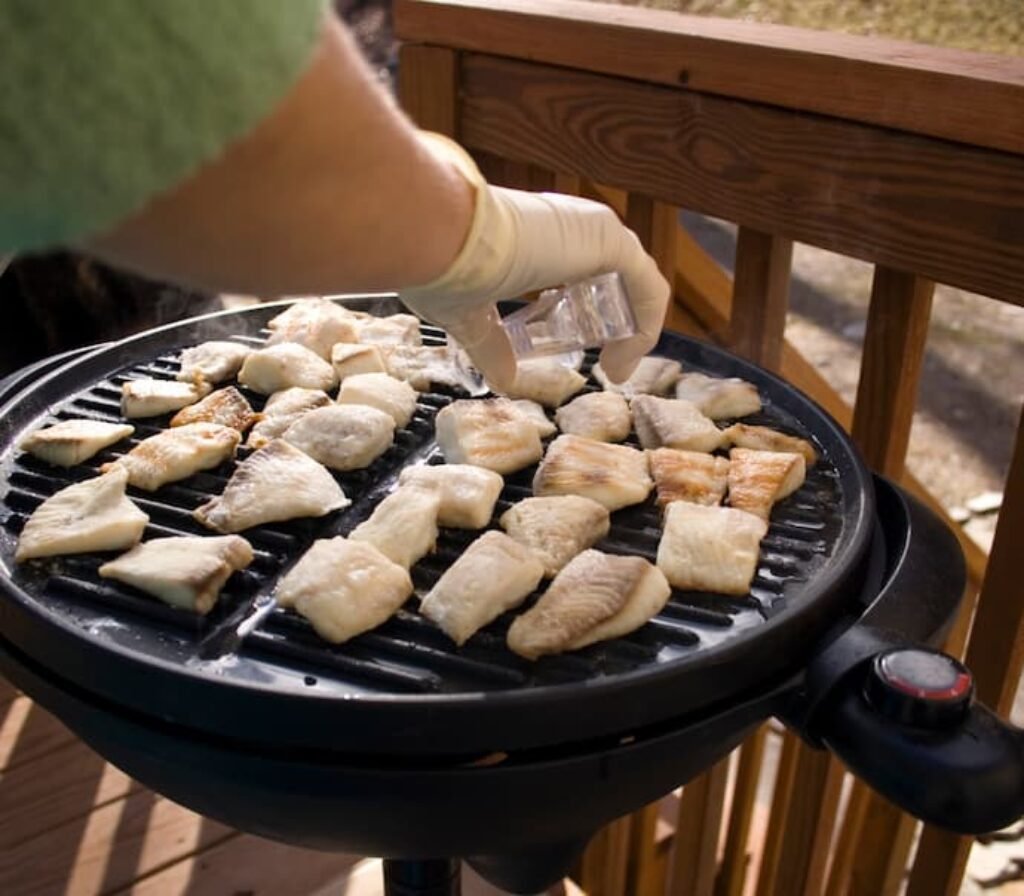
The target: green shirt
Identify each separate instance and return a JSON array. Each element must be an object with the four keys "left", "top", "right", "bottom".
[{"left": 0, "top": 0, "right": 326, "bottom": 252}]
